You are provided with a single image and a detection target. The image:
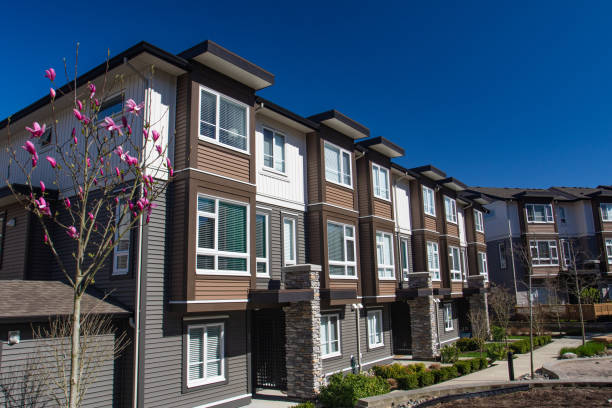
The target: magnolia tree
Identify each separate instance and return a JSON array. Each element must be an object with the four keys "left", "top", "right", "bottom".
[{"left": 5, "top": 49, "right": 172, "bottom": 407}]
